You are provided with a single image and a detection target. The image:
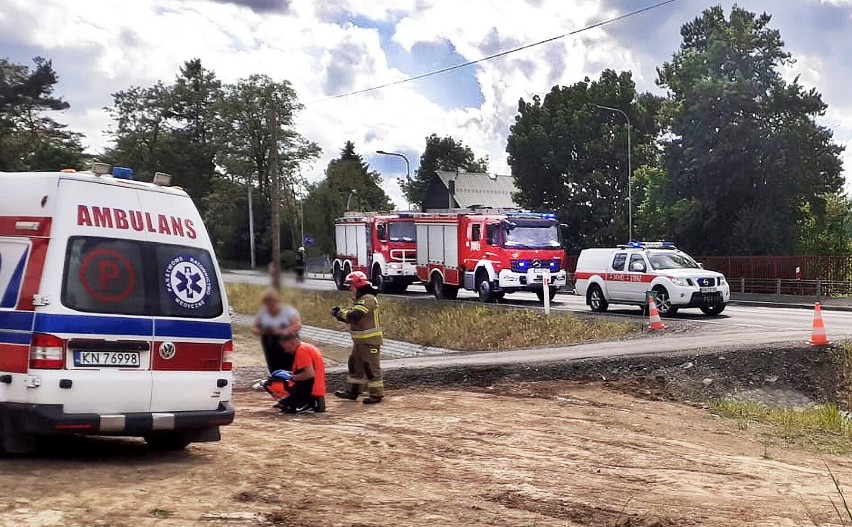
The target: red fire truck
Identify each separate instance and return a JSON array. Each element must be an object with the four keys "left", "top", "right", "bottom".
[
  {"left": 332, "top": 212, "right": 419, "bottom": 293},
  {"left": 414, "top": 211, "right": 567, "bottom": 302}
]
